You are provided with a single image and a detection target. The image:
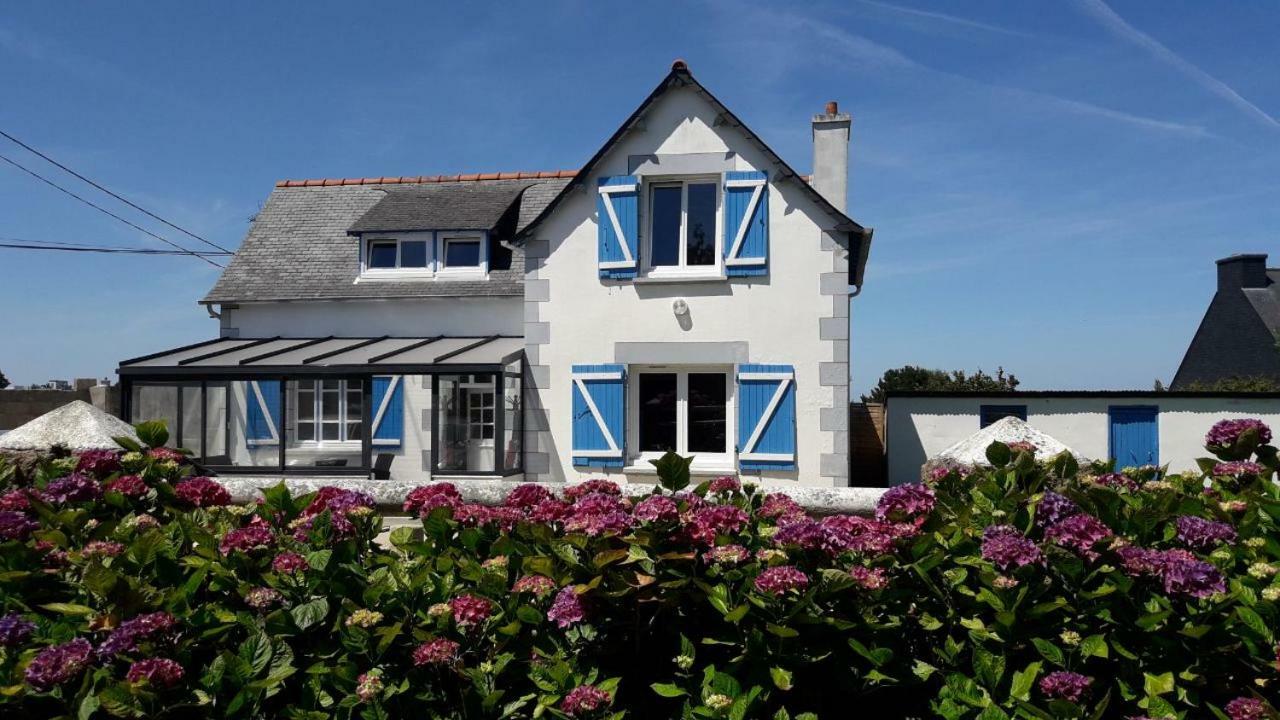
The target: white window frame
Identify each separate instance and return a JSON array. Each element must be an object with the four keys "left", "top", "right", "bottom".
[
  {"left": 358, "top": 231, "right": 435, "bottom": 280},
  {"left": 292, "top": 379, "right": 363, "bottom": 449},
  {"left": 436, "top": 231, "right": 488, "bottom": 278},
  {"left": 626, "top": 365, "right": 735, "bottom": 473},
  {"left": 642, "top": 175, "right": 724, "bottom": 279}
]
